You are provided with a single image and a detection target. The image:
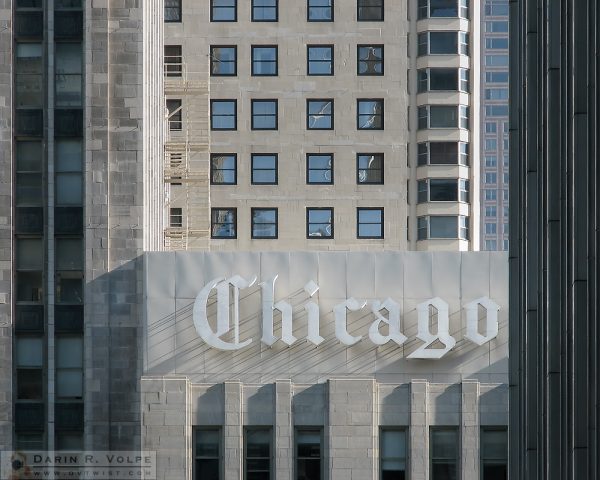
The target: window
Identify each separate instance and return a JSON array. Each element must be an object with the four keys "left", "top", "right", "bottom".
[
  {"left": 503, "top": 206, "right": 509, "bottom": 217},
  {"left": 16, "top": 337, "right": 43, "bottom": 400},
  {"left": 485, "top": 122, "right": 497, "bottom": 133},
  {"left": 418, "top": 0, "right": 469, "bottom": 19},
  {"left": 485, "top": 240, "right": 497, "bottom": 250},
  {"left": 210, "top": 46, "right": 237, "bottom": 76},
  {"left": 307, "top": 208, "right": 333, "bottom": 238},
  {"left": 485, "top": 87, "right": 509, "bottom": 100},
  {"left": 164, "top": 45, "right": 182, "bottom": 77},
  {"left": 503, "top": 239, "right": 509, "bottom": 250},
  {"left": 55, "top": 43, "right": 83, "bottom": 107},
  {"left": 245, "top": 428, "right": 272, "bottom": 480},
  {"left": 165, "top": 0, "right": 181, "bottom": 22},
  {"left": 252, "top": 154, "right": 278, "bottom": 184},
  {"left": 357, "top": 153, "right": 384, "bottom": 183},
  {"left": 417, "top": 142, "right": 469, "bottom": 166},
  {"left": 169, "top": 208, "right": 183, "bottom": 228},
  {"left": 485, "top": 139, "right": 498, "bottom": 151},
  {"left": 56, "top": 337, "right": 83, "bottom": 398},
  {"left": 485, "top": 206, "right": 497, "bottom": 217},
  {"left": 485, "top": 172, "right": 497, "bottom": 184},
  {"left": 307, "top": 154, "right": 333, "bottom": 184},
  {"left": 296, "top": 429, "right": 322, "bottom": 480},
  {"left": 307, "top": 45, "right": 333, "bottom": 75},
  {"left": 503, "top": 172, "right": 509, "bottom": 184},
  {"left": 485, "top": 4, "right": 508, "bottom": 16},
  {"left": 166, "top": 99, "right": 182, "bottom": 131},
  {"left": 211, "top": 100, "right": 237, "bottom": 130},
  {"left": 55, "top": 139, "right": 83, "bottom": 206},
  {"left": 211, "top": 0, "right": 237, "bottom": 21},
  {"left": 485, "top": 223, "right": 497, "bottom": 234},
  {"left": 485, "top": 71, "right": 508, "bottom": 83},
  {"left": 251, "top": 208, "right": 278, "bottom": 239},
  {"left": 308, "top": 0, "right": 333, "bottom": 21},
  {"left": 251, "top": 100, "right": 278, "bottom": 130},
  {"left": 357, "top": 0, "right": 384, "bottom": 21},
  {"left": 211, "top": 153, "right": 237, "bottom": 184},
  {"left": 357, "top": 45, "right": 383, "bottom": 75},
  {"left": 485, "top": 21, "right": 508, "bottom": 32},
  {"left": 417, "top": 68, "right": 469, "bottom": 92},
  {"left": 417, "top": 216, "right": 468, "bottom": 240},
  {"left": 357, "top": 208, "right": 383, "bottom": 239},
  {"left": 418, "top": 105, "right": 468, "bottom": 129},
  {"left": 430, "top": 428, "right": 459, "bottom": 480},
  {"left": 486, "top": 38, "right": 509, "bottom": 49},
  {"left": 15, "top": 43, "right": 43, "bottom": 108},
  {"left": 485, "top": 55, "right": 509, "bottom": 67},
  {"left": 252, "top": 0, "right": 278, "bottom": 21},
  {"left": 252, "top": 46, "right": 278, "bottom": 76},
  {"left": 357, "top": 99, "right": 384, "bottom": 129},
  {"left": 418, "top": 31, "right": 468, "bottom": 56},
  {"left": 380, "top": 429, "right": 407, "bottom": 480},
  {"left": 485, "top": 155, "right": 497, "bottom": 167},
  {"left": 307, "top": 99, "right": 334, "bottom": 130},
  {"left": 417, "top": 178, "right": 468, "bottom": 203},
  {"left": 211, "top": 208, "right": 237, "bottom": 238},
  {"left": 195, "top": 429, "right": 221, "bottom": 480},
  {"left": 485, "top": 189, "right": 497, "bottom": 201}
]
